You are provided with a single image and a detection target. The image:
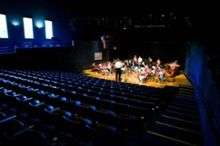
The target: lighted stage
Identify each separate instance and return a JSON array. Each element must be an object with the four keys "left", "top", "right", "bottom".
[{"left": 83, "top": 69, "right": 191, "bottom": 88}]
